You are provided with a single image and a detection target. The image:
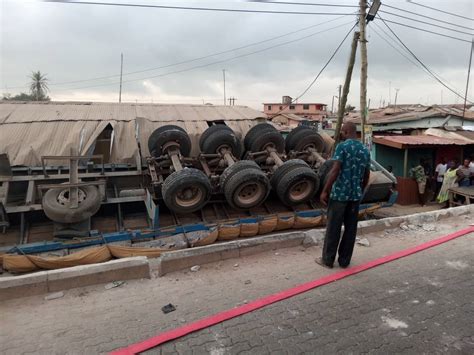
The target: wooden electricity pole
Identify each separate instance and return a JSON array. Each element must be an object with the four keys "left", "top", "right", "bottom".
[
  {"left": 333, "top": 31, "right": 360, "bottom": 150},
  {"left": 359, "top": 0, "right": 368, "bottom": 143},
  {"left": 119, "top": 53, "right": 123, "bottom": 103}
]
